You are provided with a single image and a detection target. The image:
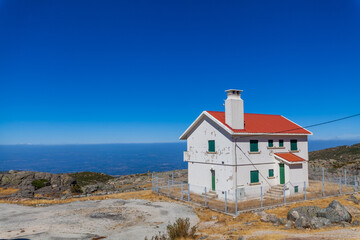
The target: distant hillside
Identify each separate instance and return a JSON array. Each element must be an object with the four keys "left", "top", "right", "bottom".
[{"left": 309, "top": 143, "right": 360, "bottom": 176}]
